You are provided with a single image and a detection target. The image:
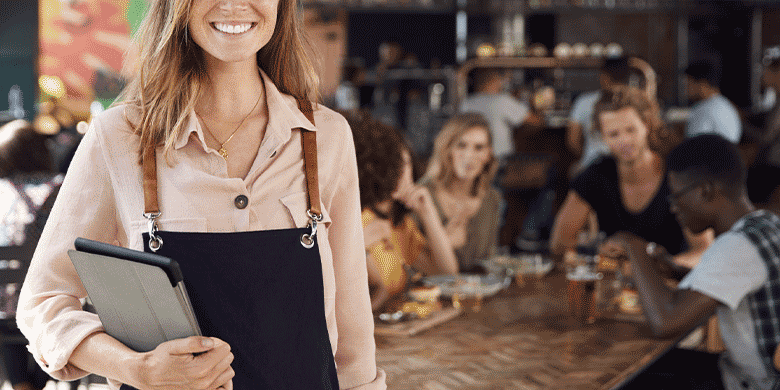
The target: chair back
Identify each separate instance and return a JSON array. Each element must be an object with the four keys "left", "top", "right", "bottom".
[{"left": 0, "top": 185, "right": 61, "bottom": 284}]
